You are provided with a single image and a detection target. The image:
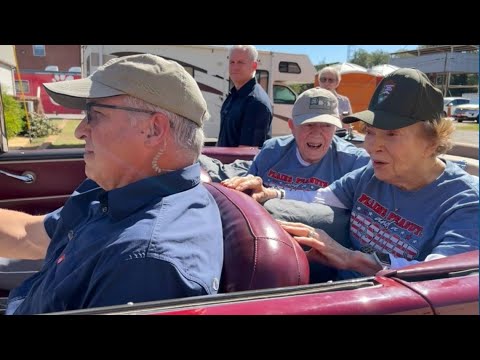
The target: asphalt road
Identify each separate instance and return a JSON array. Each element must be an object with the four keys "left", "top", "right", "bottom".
[{"left": 453, "top": 122, "right": 479, "bottom": 146}]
